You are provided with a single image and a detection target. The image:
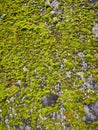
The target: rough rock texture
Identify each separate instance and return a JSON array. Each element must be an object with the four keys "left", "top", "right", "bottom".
[
  {"left": 92, "top": 23, "right": 98, "bottom": 37},
  {"left": 83, "top": 100, "right": 98, "bottom": 122},
  {"left": 42, "top": 94, "right": 59, "bottom": 106}
]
